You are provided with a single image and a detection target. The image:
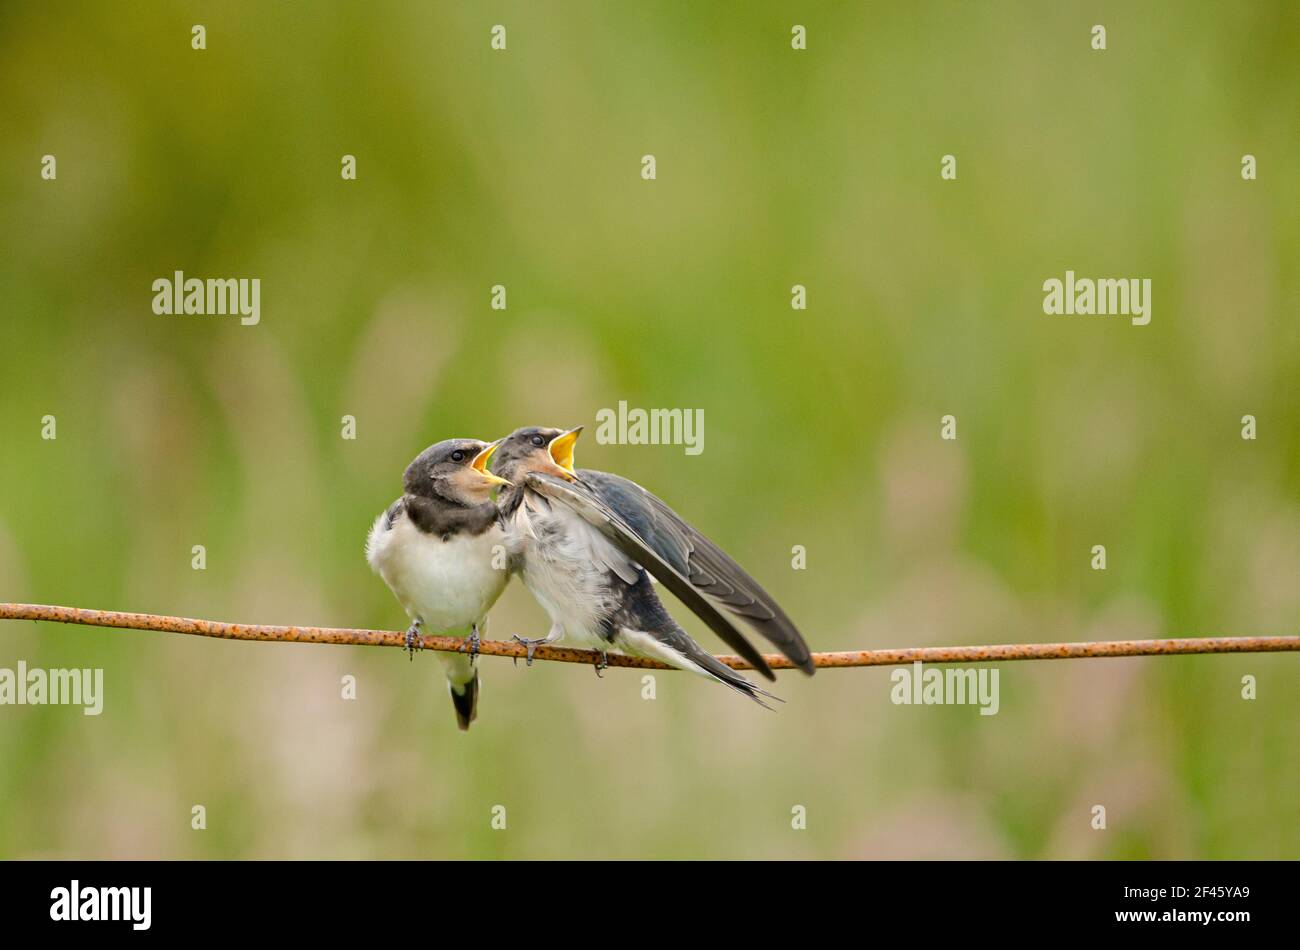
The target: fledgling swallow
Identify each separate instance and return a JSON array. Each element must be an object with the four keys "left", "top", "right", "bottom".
[
  {"left": 492, "top": 426, "right": 814, "bottom": 706},
  {"left": 366, "top": 438, "right": 511, "bottom": 730}
]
